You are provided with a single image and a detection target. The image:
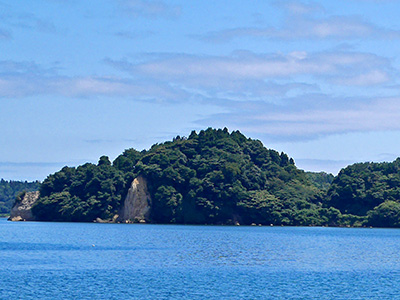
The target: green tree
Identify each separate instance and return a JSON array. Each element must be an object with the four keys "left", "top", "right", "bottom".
[{"left": 367, "top": 201, "right": 400, "bottom": 227}]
